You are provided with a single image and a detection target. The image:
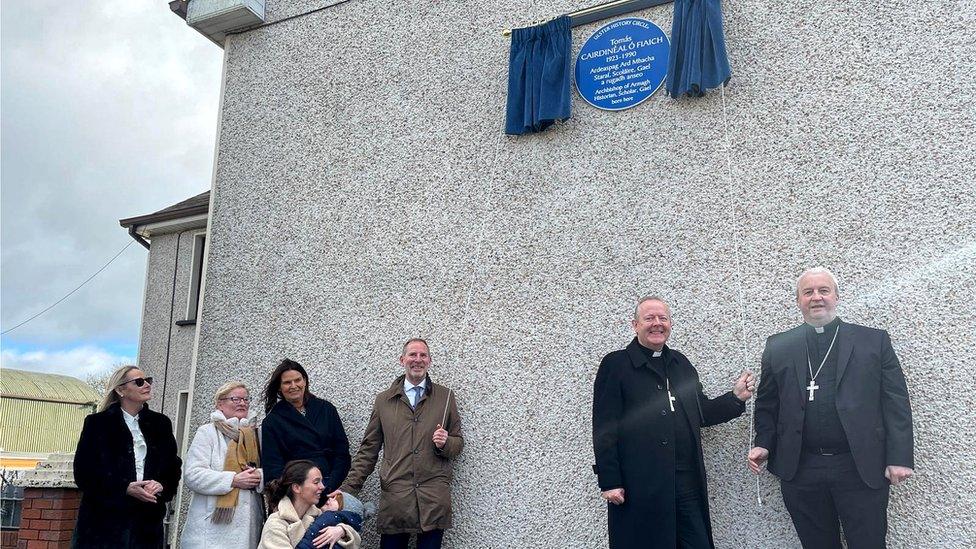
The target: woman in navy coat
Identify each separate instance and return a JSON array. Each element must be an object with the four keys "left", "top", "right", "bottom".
[
  {"left": 261, "top": 359, "right": 351, "bottom": 501},
  {"left": 72, "top": 365, "right": 182, "bottom": 548}
]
